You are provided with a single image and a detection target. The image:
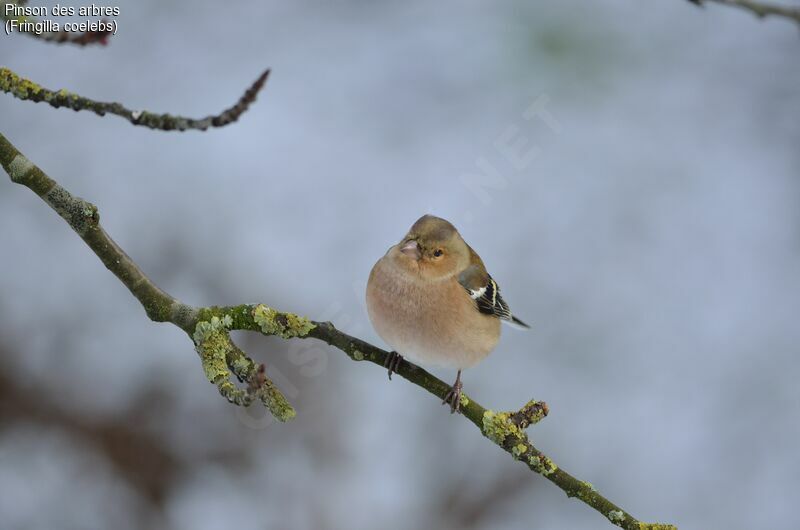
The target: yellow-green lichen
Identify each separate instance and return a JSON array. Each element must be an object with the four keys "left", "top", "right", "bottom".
[
  {"left": 608, "top": 510, "right": 625, "bottom": 524},
  {"left": 459, "top": 393, "right": 470, "bottom": 407},
  {"left": 193, "top": 316, "right": 233, "bottom": 383},
  {"left": 0, "top": 69, "right": 85, "bottom": 110},
  {"left": 527, "top": 453, "right": 558, "bottom": 476},
  {"left": 261, "top": 388, "right": 297, "bottom": 422},
  {"left": 230, "top": 355, "right": 253, "bottom": 378},
  {"left": 352, "top": 349, "right": 365, "bottom": 361},
  {"left": 193, "top": 315, "right": 232, "bottom": 342},
  {"left": 575, "top": 480, "right": 598, "bottom": 502},
  {"left": 0, "top": 68, "right": 46, "bottom": 100},
  {"left": 7, "top": 154, "right": 33, "bottom": 182},
  {"left": 192, "top": 313, "right": 295, "bottom": 421},
  {"left": 511, "top": 443, "right": 528, "bottom": 458},
  {"left": 253, "top": 304, "right": 315, "bottom": 339},
  {"left": 482, "top": 409, "right": 522, "bottom": 445},
  {"left": 517, "top": 399, "right": 548, "bottom": 426}
]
